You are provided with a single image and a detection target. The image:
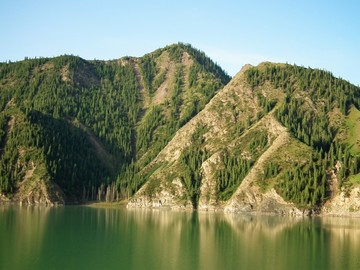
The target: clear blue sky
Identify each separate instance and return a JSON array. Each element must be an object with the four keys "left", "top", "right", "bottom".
[{"left": 1, "top": 0, "right": 359, "bottom": 85}]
